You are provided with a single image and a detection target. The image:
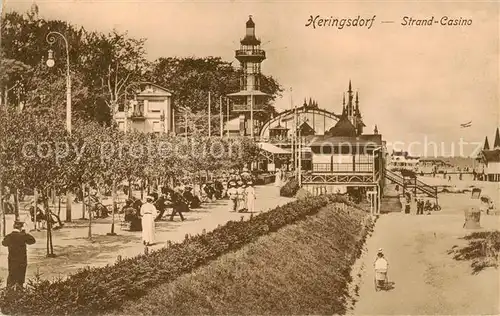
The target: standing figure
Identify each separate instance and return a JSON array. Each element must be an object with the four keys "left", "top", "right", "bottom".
[
  {"left": 169, "top": 189, "right": 187, "bottom": 221},
  {"left": 2, "top": 221, "right": 36, "bottom": 288},
  {"left": 227, "top": 181, "right": 238, "bottom": 212},
  {"left": 154, "top": 193, "right": 169, "bottom": 221},
  {"left": 245, "top": 181, "right": 256, "bottom": 213},
  {"left": 237, "top": 181, "right": 247, "bottom": 212},
  {"left": 140, "top": 196, "right": 157, "bottom": 246},
  {"left": 274, "top": 169, "right": 282, "bottom": 187}
]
